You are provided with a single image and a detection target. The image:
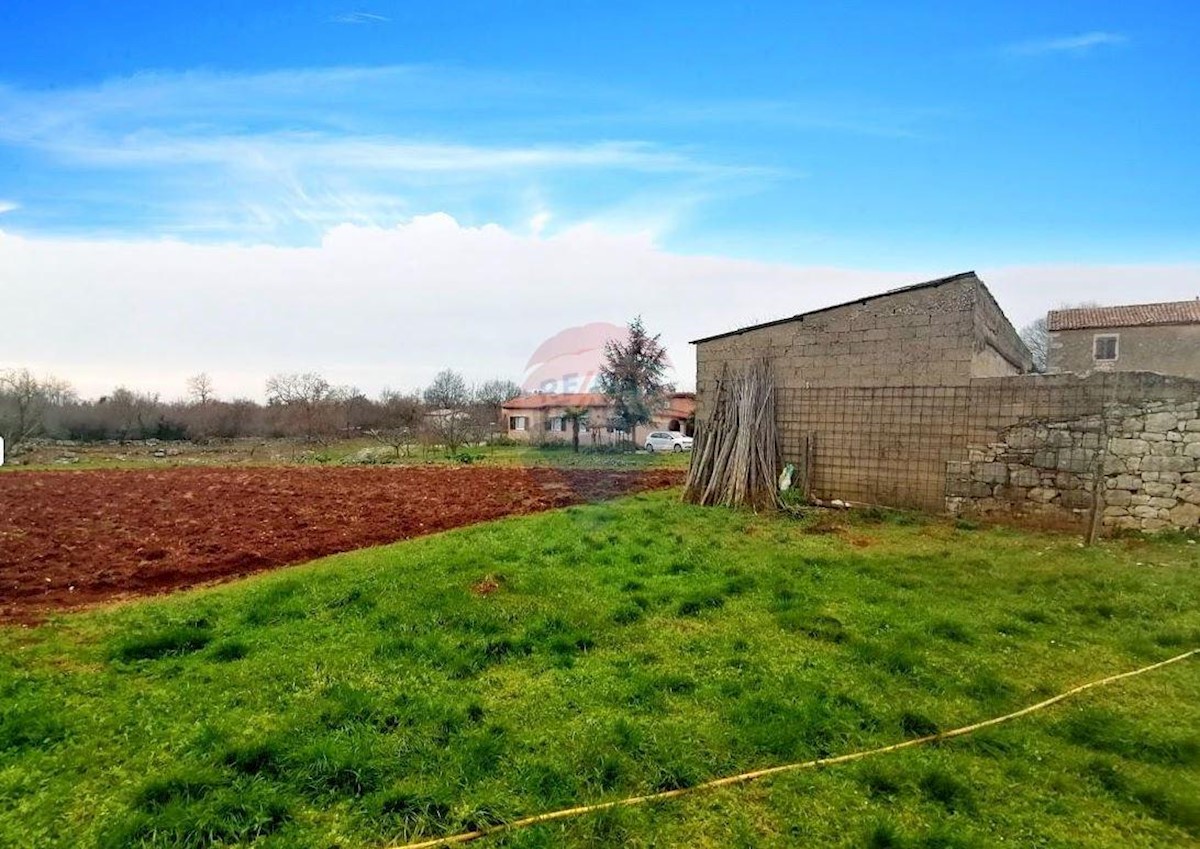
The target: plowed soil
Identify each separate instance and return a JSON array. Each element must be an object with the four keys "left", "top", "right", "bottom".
[{"left": 0, "top": 466, "right": 682, "bottom": 623}]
